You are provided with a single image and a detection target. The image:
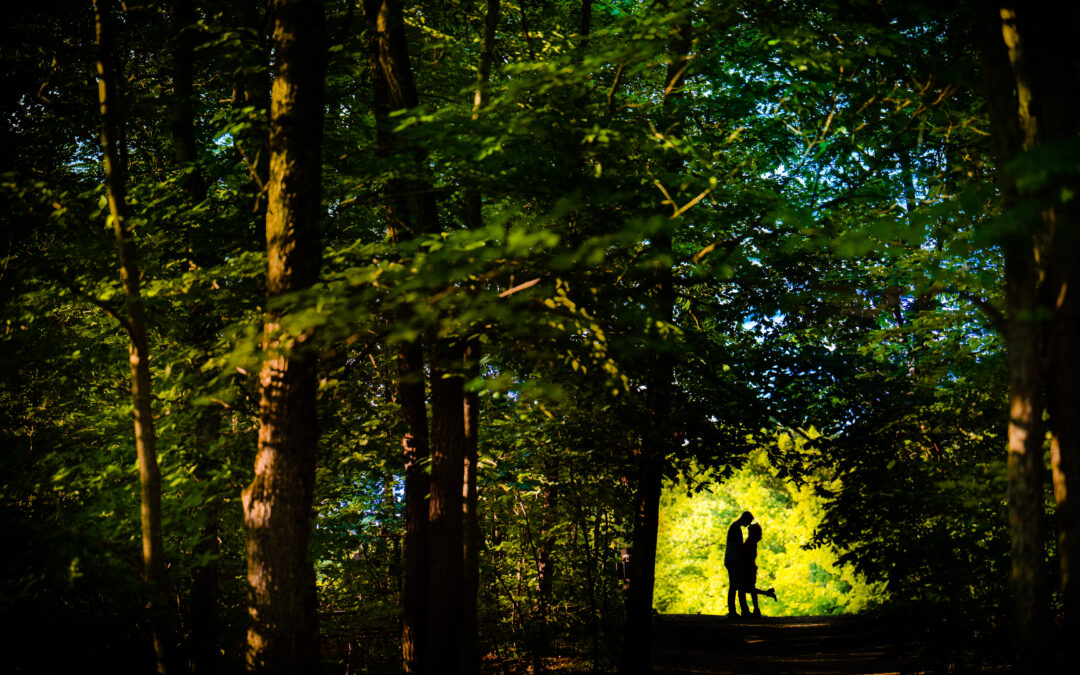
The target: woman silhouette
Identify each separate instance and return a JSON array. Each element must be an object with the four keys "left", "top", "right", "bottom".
[{"left": 741, "top": 522, "right": 777, "bottom": 617}]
